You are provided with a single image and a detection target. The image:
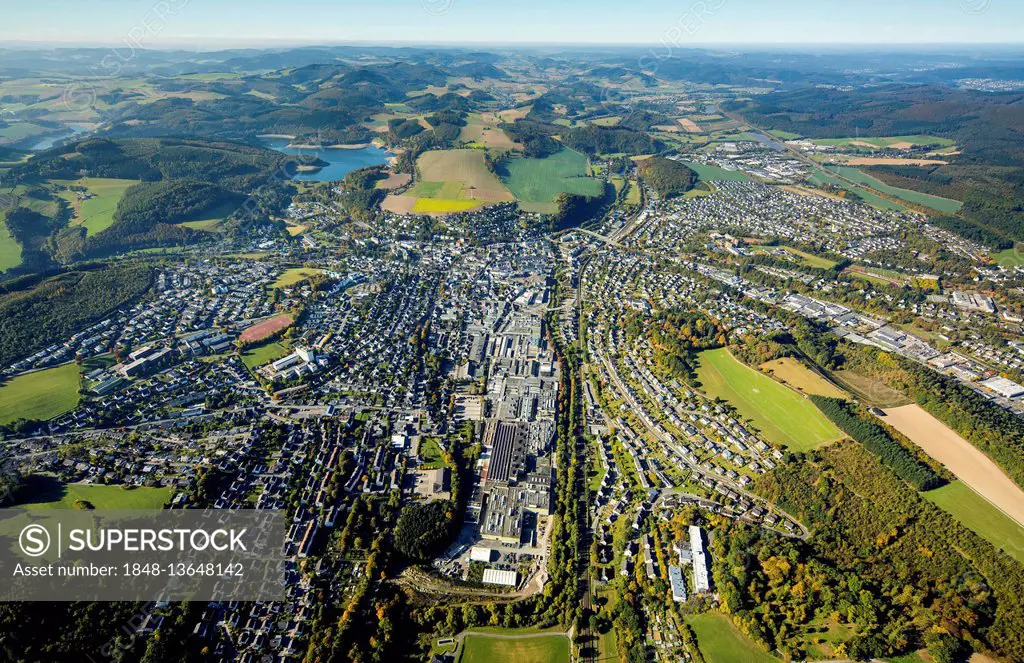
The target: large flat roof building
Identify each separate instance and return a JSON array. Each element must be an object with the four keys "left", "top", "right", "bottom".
[{"left": 690, "top": 525, "right": 711, "bottom": 594}]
